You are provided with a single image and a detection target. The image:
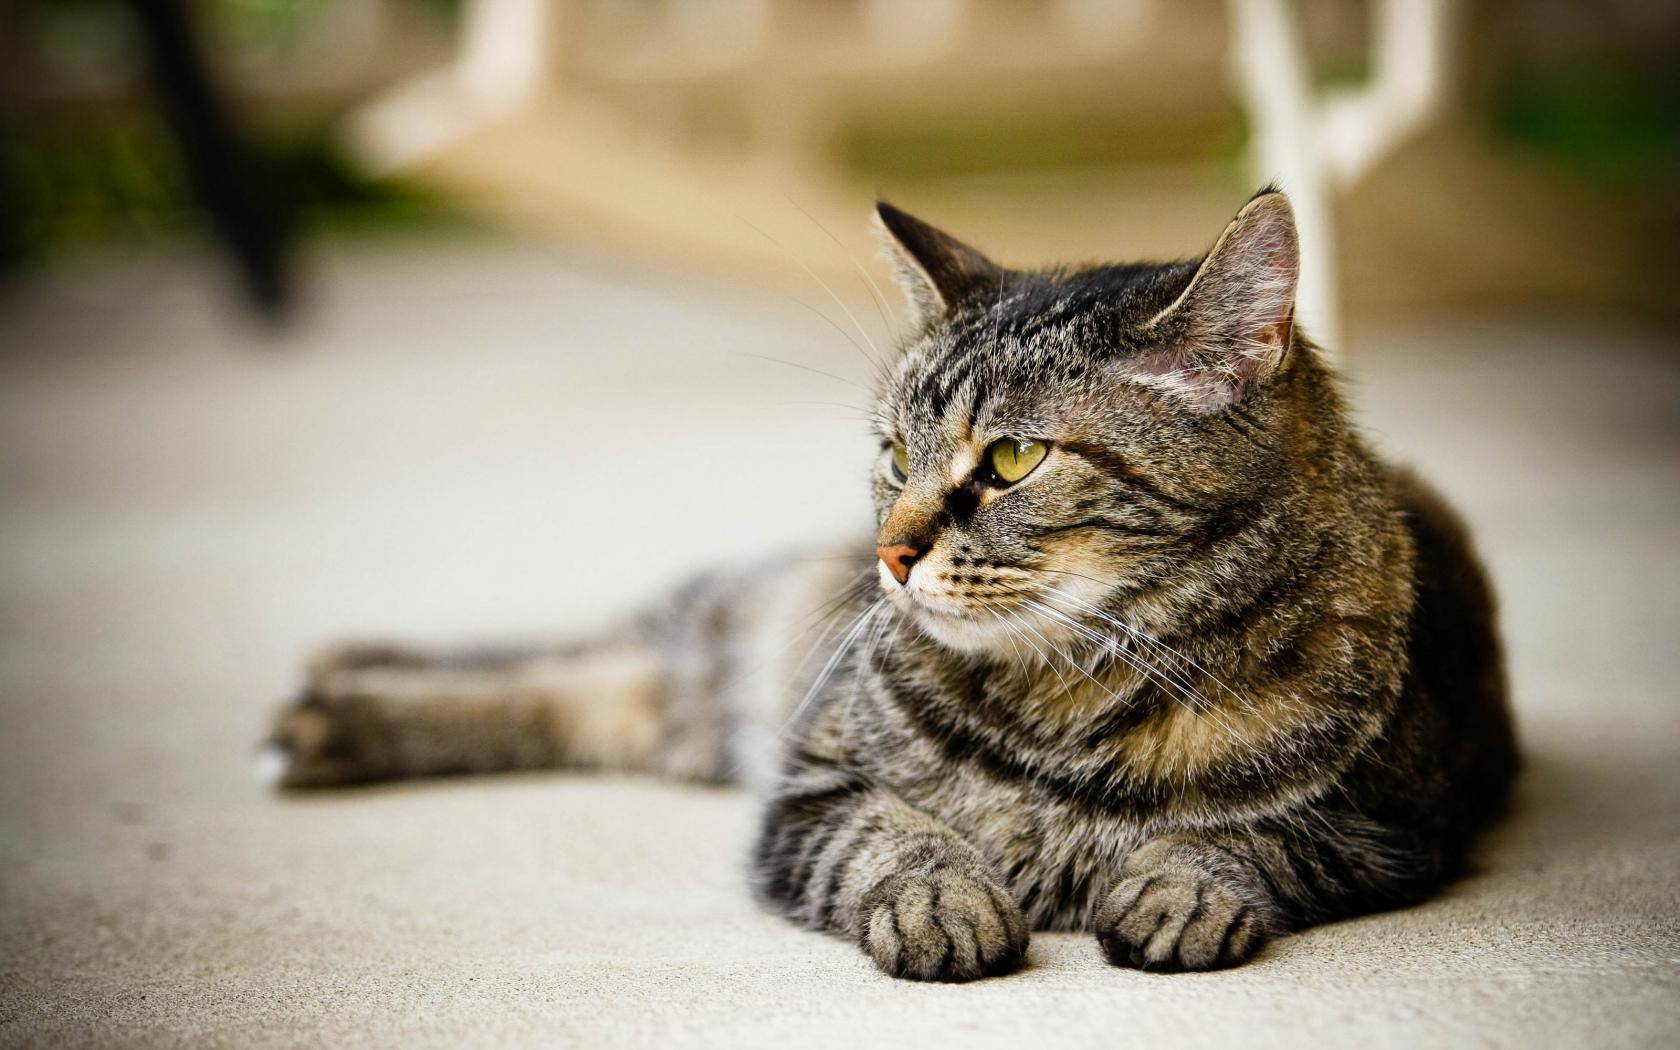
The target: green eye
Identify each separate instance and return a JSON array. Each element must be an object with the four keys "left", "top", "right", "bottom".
[
  {"left": 986, "top": 438, "right": 1048, "bottom": 484},
  {"left": 890, "top": 443, "right": 910, "bottom": 482}
]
